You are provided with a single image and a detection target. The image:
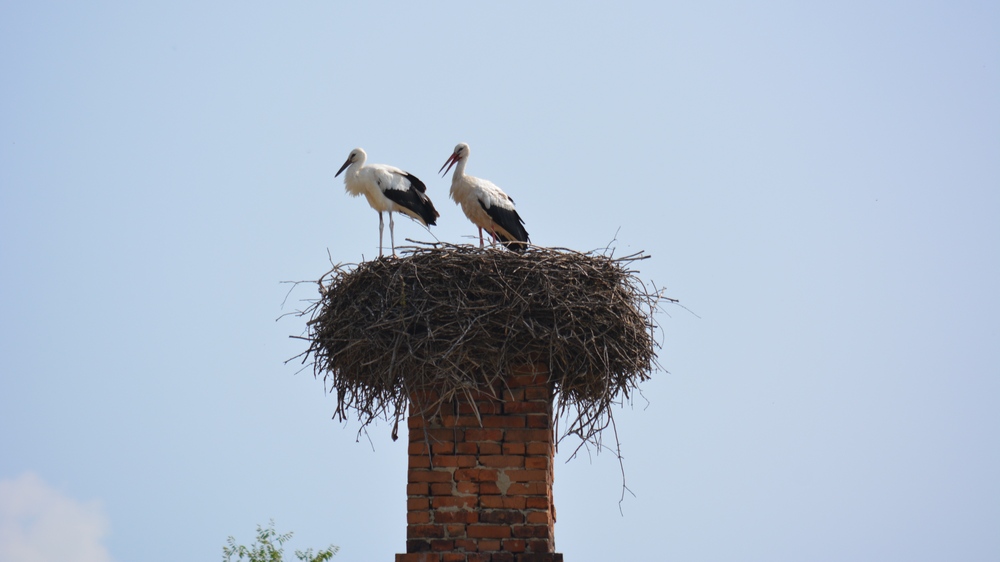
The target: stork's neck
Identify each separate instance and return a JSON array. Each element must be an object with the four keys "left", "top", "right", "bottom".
[
  {"left": 342, "top": 155, "right": 367, "bottom": 195},
  {"left": 352, "top": 152, "right": 367, "bottom": 172},
  {"left": 344, "top": 156, "right": 366, "bottom": 180},
  {"left": 451, "top": 156, "right": 468, "bottom": 183}
]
